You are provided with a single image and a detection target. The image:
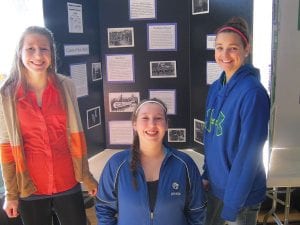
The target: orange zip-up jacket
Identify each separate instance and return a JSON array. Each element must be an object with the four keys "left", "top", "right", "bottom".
[{"left": 0, "top": 74, "right": 97, "bottom": 200}]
